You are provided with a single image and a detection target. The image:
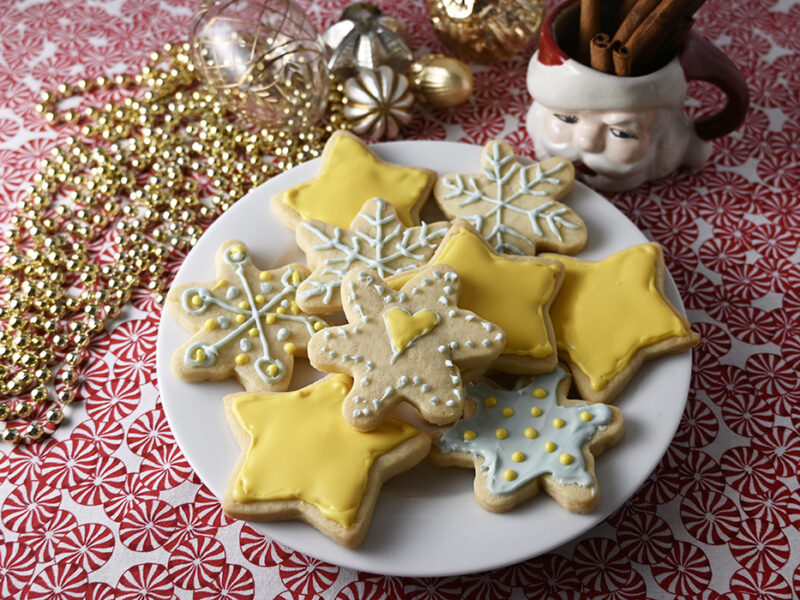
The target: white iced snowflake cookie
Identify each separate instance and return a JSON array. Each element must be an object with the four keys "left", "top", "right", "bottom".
[
  {"left": 435, "top": 140, "right": 586, "bottom": 256},
  {"left": 307, "top": 264, "right": 507, "bottom": 432}
]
